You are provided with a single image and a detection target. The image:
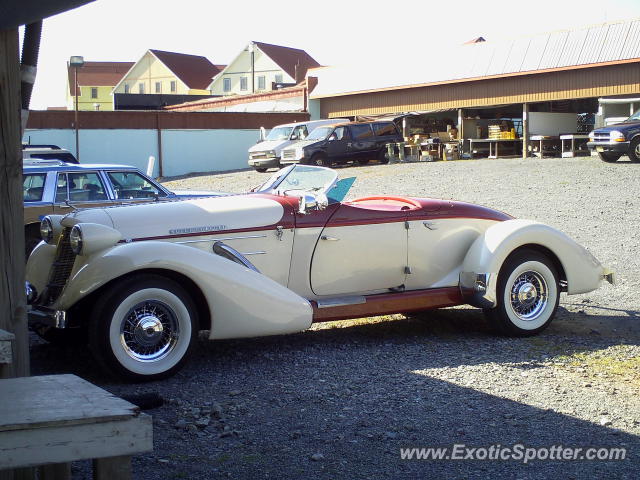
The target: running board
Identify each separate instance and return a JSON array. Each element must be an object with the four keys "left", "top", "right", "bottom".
[{"left": 311, "top": 287, "right": 463, "bottom": 323}]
